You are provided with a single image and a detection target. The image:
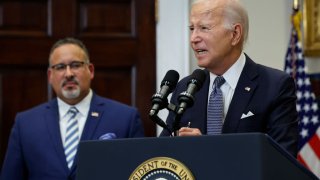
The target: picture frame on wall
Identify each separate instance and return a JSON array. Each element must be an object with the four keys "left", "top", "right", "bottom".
[{"left": 303, "top": 0, "right": 320, "bottom": 57}]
